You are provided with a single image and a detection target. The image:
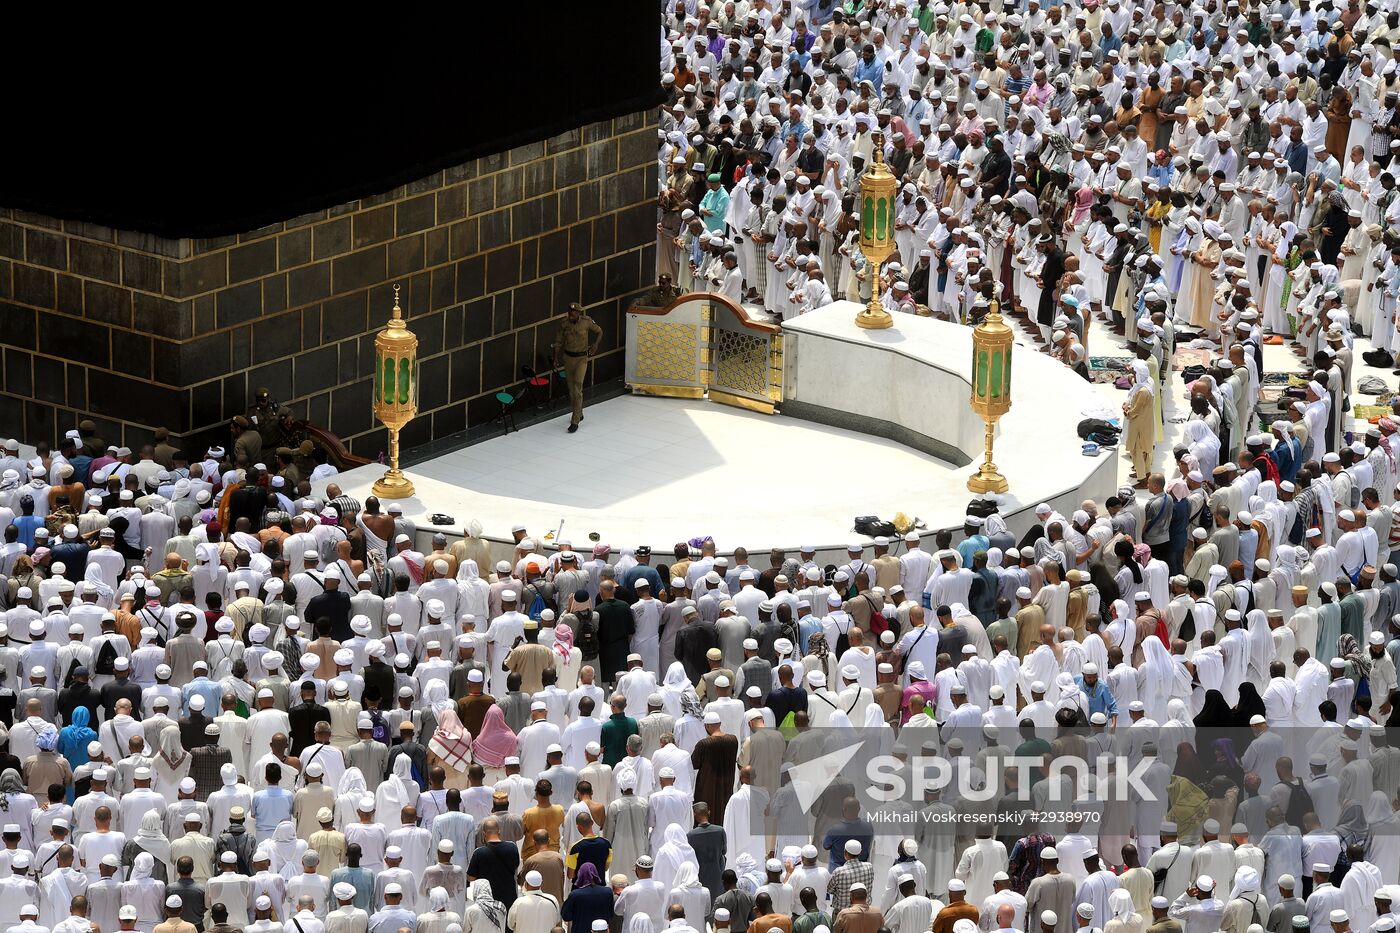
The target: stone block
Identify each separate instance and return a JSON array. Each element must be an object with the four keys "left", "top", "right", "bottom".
[
  {"left": 419, "top": 355, "right": 448, "bottom": 411},
  {"left": 455, "top": 256, "right": 484, "bottom": 303},
  {"left": 322, "top": 291, "right": 368, "bottom": 343},
  {"left": 387, "top": 235, "right": 425, "bottom": 279},
  {"left": 278, "top": 228, "right": 312, "bottom": 269},
  {"left": 486, "top": 245, "right": 521, "bottom": 294},
  {"left": 83, "top": 281, "right": 132, "bottom": 328},
  {"left": 25, "top": 228, "right": 67, "bottom": 271},
  {"left": 288, "top": 262, "right": 332, "bottom": 308},
  {"left": 332, "top": 245, "right": 387, "bottom": 294},
  {"left": 66, "top": 364, "right": 86, "bottom": 411},
  {"left": 121, "top": 251, "right": 162, "bottom": 293},
  {"left": 54, "top": 274, "right": 83, "bottom": 318},
  {"left": 431, "top": 402, "right": 466, "bottom": 440},
  {"left": 252, "top": 310, "right": 300, "bottom": 366},
  {"left": 3, "top": 348, "right": 31, "bottom": 397},
  {"left": 451, "top": 344, "right": 481, "bottom": 399},
  {"left": 70, "top": 240, "right": 121, "bottom": 283},
  {"left": 153, "top": 338, "right": 181, "bottom": 386},
  {"left": 228, "top": 237, "right": 278, "bottom": 283},
  {"left": 437, "top": 186, "right": 469, "bottom": 225},
  {"left": 181, "top": 331, "right": 231, "bottom": 378},
  {"left": 263, "top": 273, "right": 288, "bottom": 316},
  {"left": 133, "top": 293, "right": 190, "bottom": 341},
  {"left": 40, "top": 312, "right": 108, "bottom": 369},
  {"left": 111, "top": 330, "right": 152, "bottom": 381},
  {"left": 513, "top": 277, "right": 552, "bottom": 329},
  {"left": 481, "top": 333, "right": 515, "bottom": 392},
  {"left": 425, "top": 227, "right": 450, "bottom": 268},
  {"left": 352, "top": 205, "right": 395, "bottom": 249},
  {"left": 174, "top": 251, "right": 228, "bottom": 298},
  {"left": 538, "top": 229, "right": 569, "bottom": 278},
  {"left": 202, "top": 274, "right": 255, "bottom": 329},
  {"left": 585, "top": 139, "right": 619, "bottom": 180},
  {"left": 395, "top": 193, "right": 437, "bottom": 236},
  {"left": 33, "top": 355, "right": 63, "bottom": 404},
  {"left": 294, "top": 344, "right": 338, "bottom": 397},
  {"left": 88, "top": 371, "right": 184, "bottom": 430},
  {"left": 2, "top": 304, "right": 36, "bottom": 351},
  {"left": 312, "top": 217, "right": 352, "bottom": 260}
]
